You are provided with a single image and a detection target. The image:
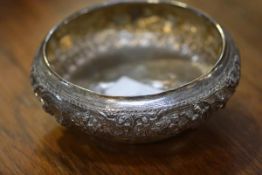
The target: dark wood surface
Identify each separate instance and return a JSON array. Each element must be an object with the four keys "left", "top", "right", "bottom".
[{"left": 0, "top": 0, "right": 261, "bottom": 174}]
